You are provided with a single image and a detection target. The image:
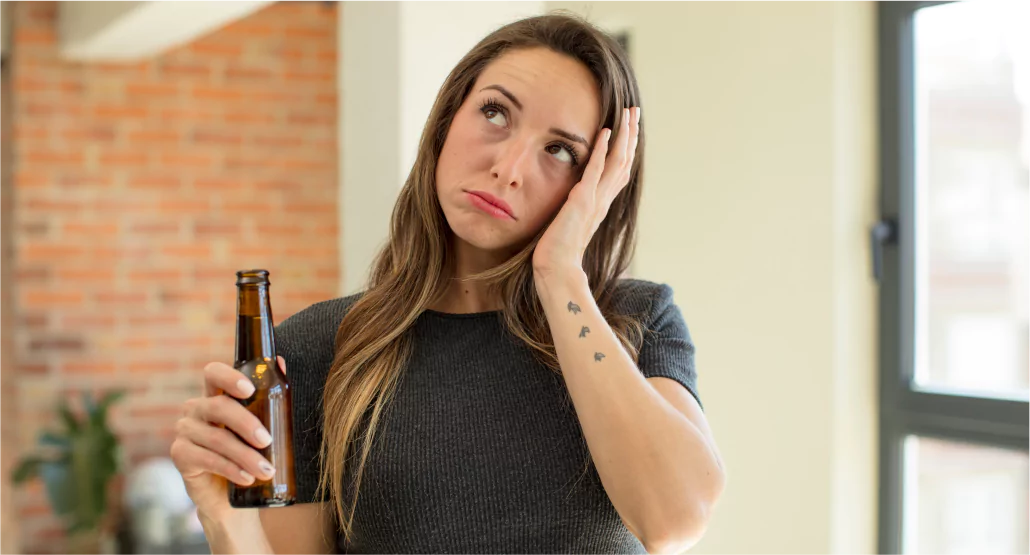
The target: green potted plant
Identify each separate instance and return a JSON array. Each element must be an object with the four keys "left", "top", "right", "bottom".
[{"left": 11, "top": 390, "right": 126, "bottom": 553}]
